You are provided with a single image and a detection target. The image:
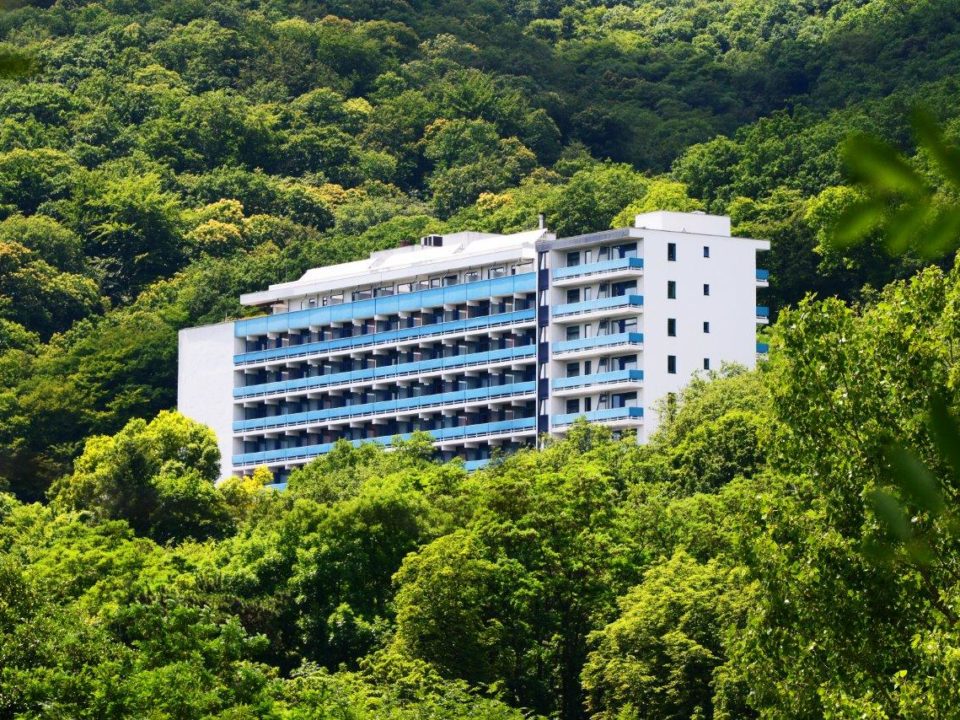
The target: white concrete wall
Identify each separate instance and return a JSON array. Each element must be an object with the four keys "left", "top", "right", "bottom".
[
  {"left": 640, "top": 225, "right": 766, "bottom": 441},
  {"left": 178, "top": 321, "right": 236, "bottom": 480}
]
